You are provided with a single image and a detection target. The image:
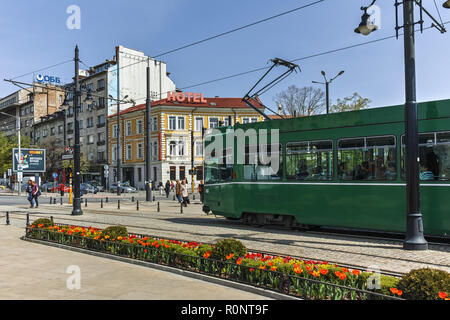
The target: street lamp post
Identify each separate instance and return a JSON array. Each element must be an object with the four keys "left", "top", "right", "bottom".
[
  {"left": 72, "top": 45, "right": 83, "bottom": 215},
  {"left": 312, "top": 70, "right": 344, "bottom": 114},
  {"left": 145, "top": 59, "right": 153, "bottom": 202},
  {"left": 354, "top": 0, "right": 448, "bottom": 250}
]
